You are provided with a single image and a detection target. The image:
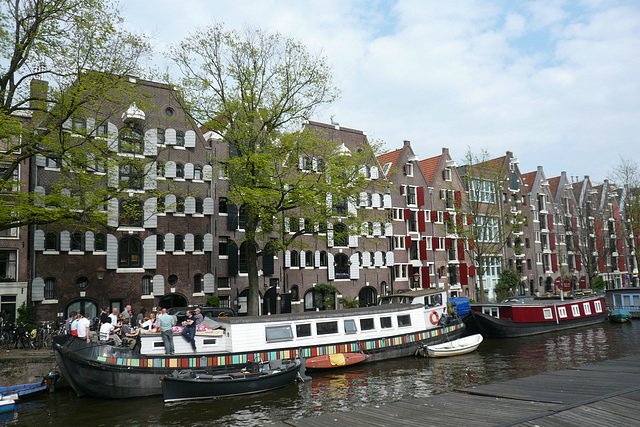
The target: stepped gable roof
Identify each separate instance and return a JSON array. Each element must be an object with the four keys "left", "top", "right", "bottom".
[
  {"left": 377, "top": 148, "right": 402, "bottom": 179},
  {"left": 548, "top": 176, "right": 561, "bottom": 198},
  {"left": 418, "top": 155, "right": 440, "bottom": 185},
  {"left": 522, "top": 171, "right": 537, "bottom": 190}
]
